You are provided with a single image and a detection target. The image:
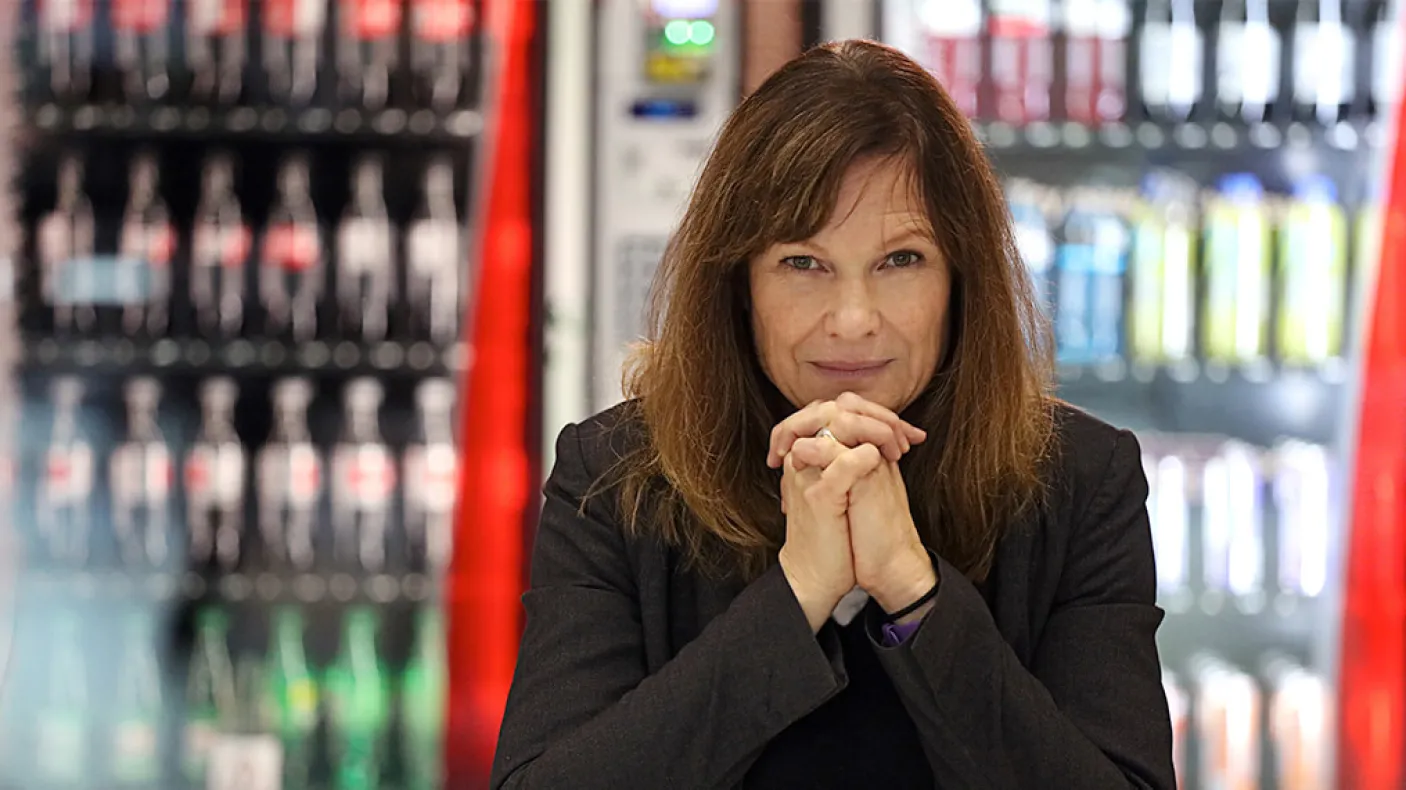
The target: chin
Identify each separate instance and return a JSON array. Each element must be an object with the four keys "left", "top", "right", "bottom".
[{"left": 798, "top": 380, "right": 909, "bottom": 412}]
